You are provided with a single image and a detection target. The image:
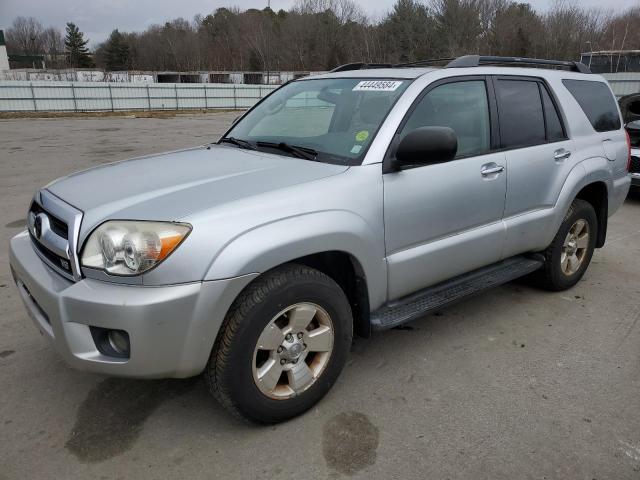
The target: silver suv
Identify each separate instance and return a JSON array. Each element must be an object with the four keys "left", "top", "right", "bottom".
[{"left": 9, "top": 56, "right": 631, "bottom": 423}]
